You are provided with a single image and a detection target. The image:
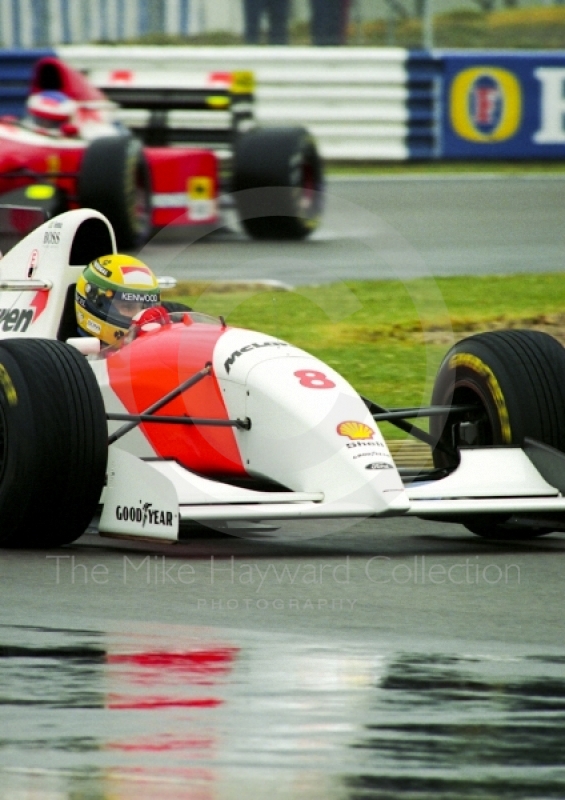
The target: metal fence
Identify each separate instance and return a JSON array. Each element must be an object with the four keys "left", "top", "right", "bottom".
[
  {"left": 2, "top": 1, "right": 563, "bottom": 48},
  {"left": 0, "top": 0, "right": 244, "bottom": 46}
]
